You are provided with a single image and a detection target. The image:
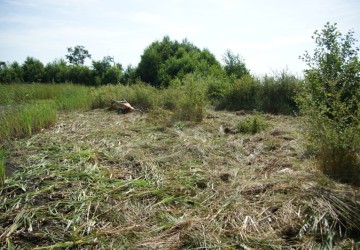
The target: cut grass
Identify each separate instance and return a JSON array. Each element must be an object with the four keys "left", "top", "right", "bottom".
[{"left": 0, "top": 109, "right": 359, "bottom": 249}]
